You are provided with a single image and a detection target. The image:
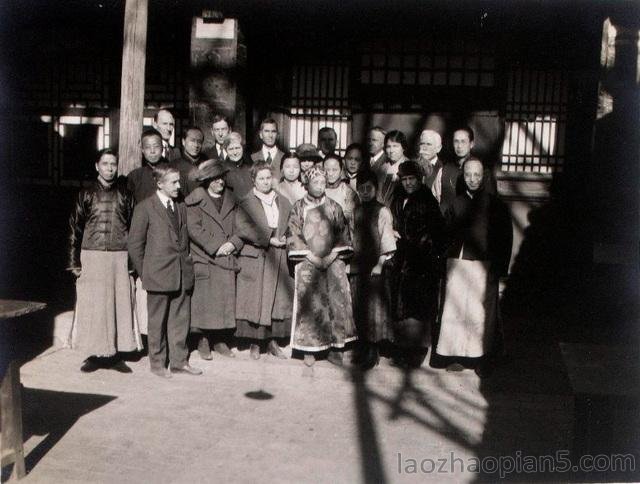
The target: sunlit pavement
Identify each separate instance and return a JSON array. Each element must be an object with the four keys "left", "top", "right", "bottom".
[{"left": 8, "top": 339, "right": 627, "bottom": 484}]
